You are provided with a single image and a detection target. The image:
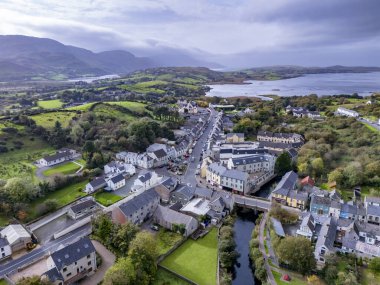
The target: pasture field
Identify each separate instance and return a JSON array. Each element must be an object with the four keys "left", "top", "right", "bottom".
[{"left": 37, "top": 99, "right": 63, "bottom": 109}]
